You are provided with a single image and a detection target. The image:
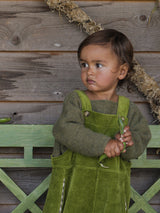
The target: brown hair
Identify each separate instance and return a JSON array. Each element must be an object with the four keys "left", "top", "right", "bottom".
[{"left": 77, "top": 29, "right": 134, "bottom": 88}]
